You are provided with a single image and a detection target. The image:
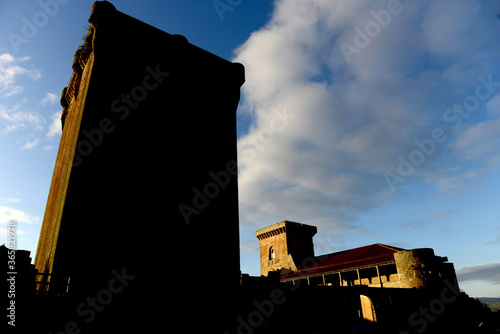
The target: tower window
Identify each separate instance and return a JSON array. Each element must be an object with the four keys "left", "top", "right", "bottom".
[{"left": 269, "top": 247, "right": 275, "bottom": 260}]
